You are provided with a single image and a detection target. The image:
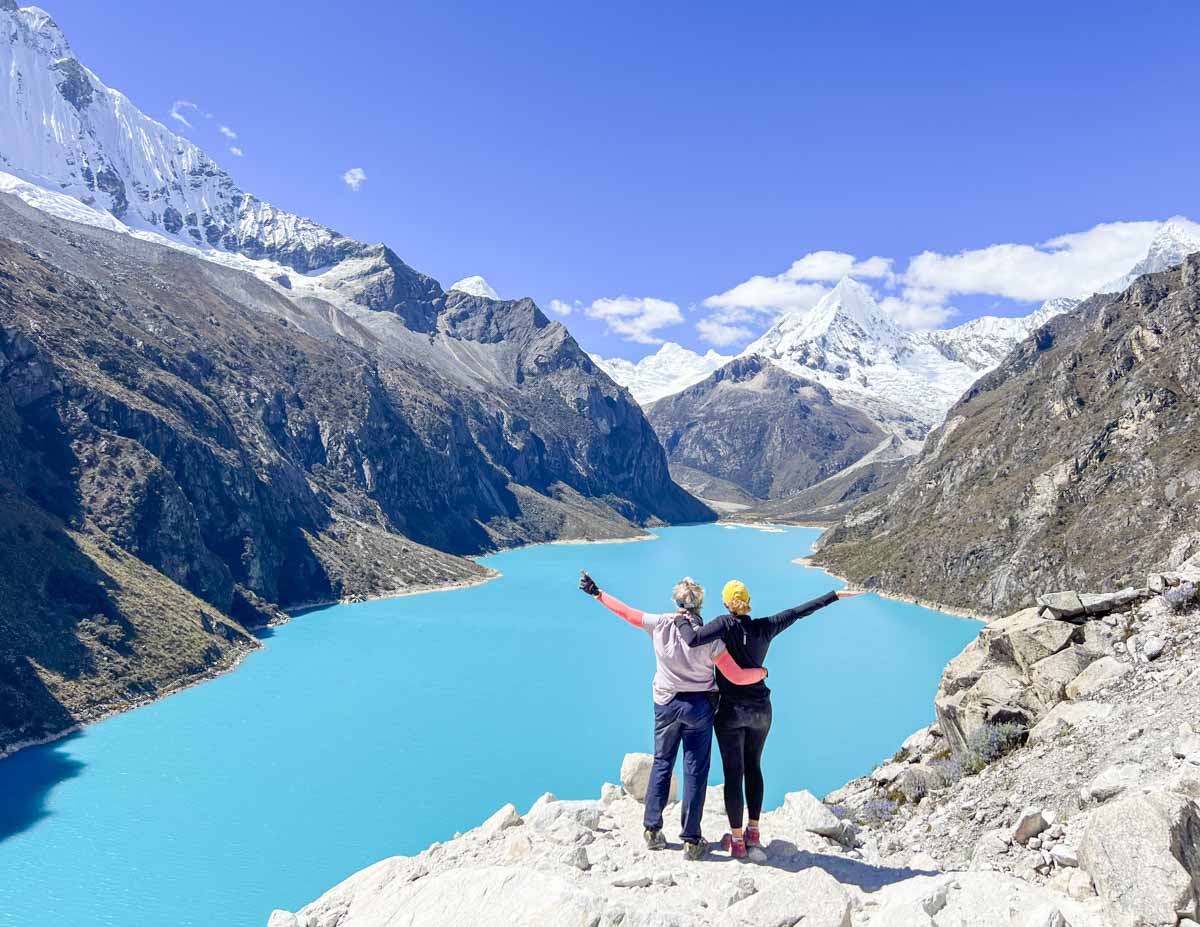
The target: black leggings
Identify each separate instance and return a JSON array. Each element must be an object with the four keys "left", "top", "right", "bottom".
[{"left": 715, "top": 697, "right": 772, "bottom": 829}]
